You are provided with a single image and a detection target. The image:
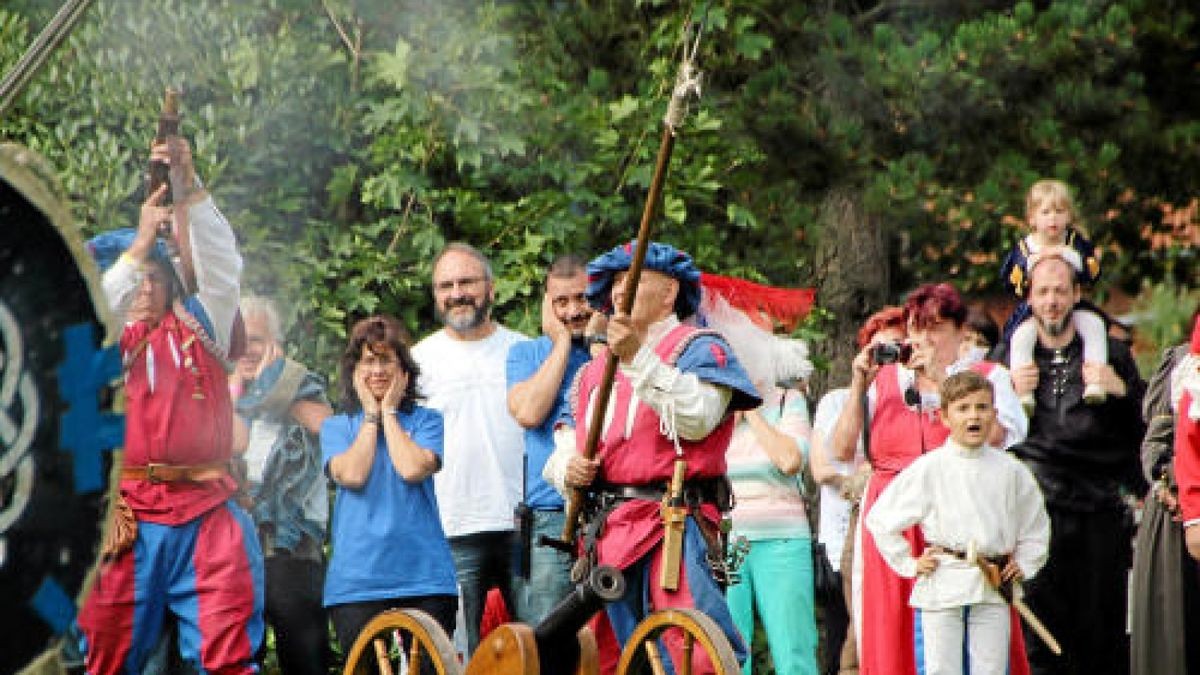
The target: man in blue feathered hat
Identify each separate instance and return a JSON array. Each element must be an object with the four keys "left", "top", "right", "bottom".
[
  {"left": 77, "top": 137, "right": 263, "bottom": 675},
  {"left": 544, "top": 240, "right": 760, "bottom": 673}
]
